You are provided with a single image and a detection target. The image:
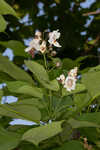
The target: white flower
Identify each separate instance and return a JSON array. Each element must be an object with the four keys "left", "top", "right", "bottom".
[
  {"left": 57, "top": 74, "right": 65, "bottom": 84},
  {"left": 25, "top": 39, "right": 47, "bottom": 54},
  {"left": 48, "top": 30, "right": 61, "bottom": 47},
  {"left": 40, "top": 40, "right": 46, "bottom": 53},
  {"left": 35, "top": 31, "right": 42, "bottom": 40},
  {"left": 68, "top": 67, "right": 78, "bottom": 78},
  {"left": 25, "top": 39, "right": 40, "bottom": 52},
  {"left": 64, "top": 76, "right": 76, "bottom": 91}
]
